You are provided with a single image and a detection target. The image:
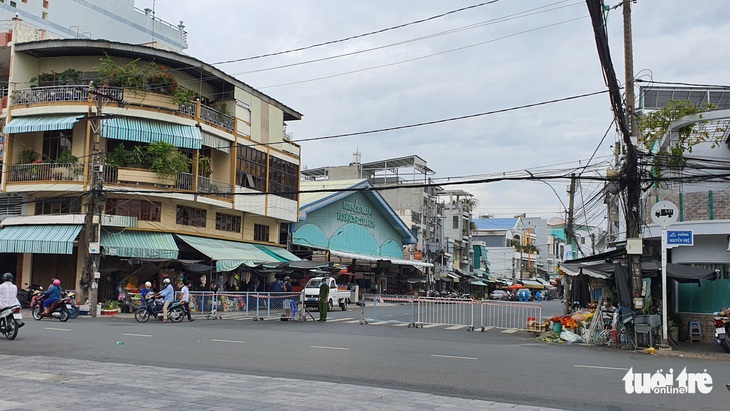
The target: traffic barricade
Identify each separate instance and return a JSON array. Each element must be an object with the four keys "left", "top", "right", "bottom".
[
  {"left": 362, "top": 294, "right": 416, "bottom": 325},
  {"left": 415, "top": 297, "right": 475, "bottom": 329},
  {"left": 189, "top": 291, "right": 302, "bottom": 320},
  {"left": 477, "top": 300, "right": 542, "bottom": 331}
]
